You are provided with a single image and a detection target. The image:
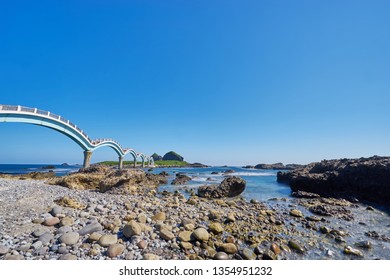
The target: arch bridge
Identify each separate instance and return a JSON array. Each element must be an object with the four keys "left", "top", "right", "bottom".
[{"left": 0, "top": 104, "right": 154, "bottom": 169}]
